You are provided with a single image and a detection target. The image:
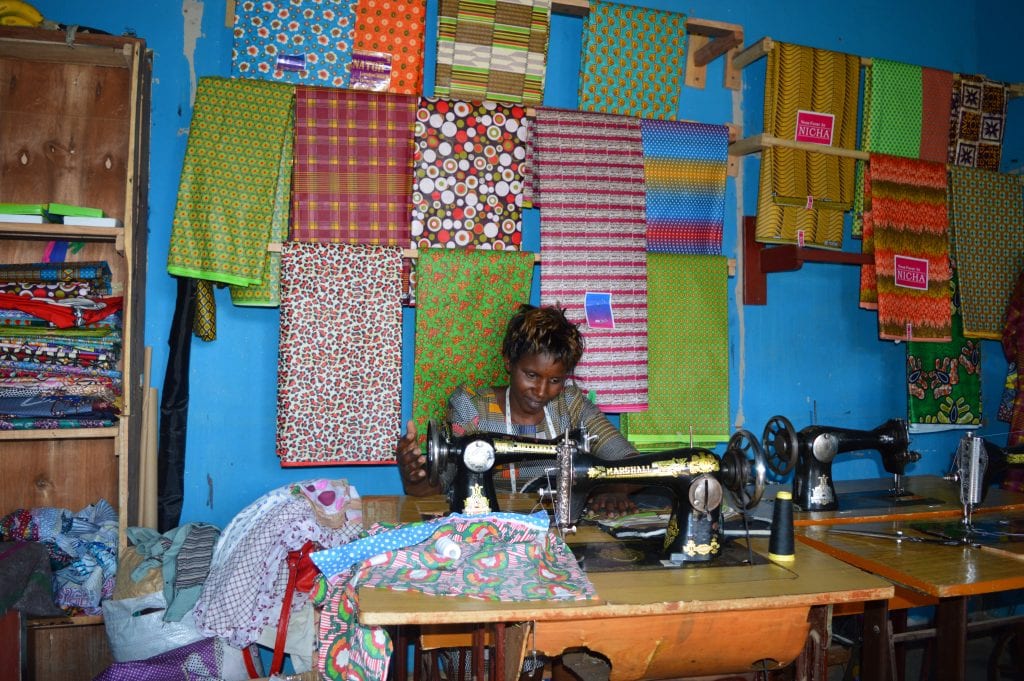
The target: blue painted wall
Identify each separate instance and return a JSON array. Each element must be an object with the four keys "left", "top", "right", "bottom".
[{"left": 25, "top": 0, "right": 1024, "bottom": 528}]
